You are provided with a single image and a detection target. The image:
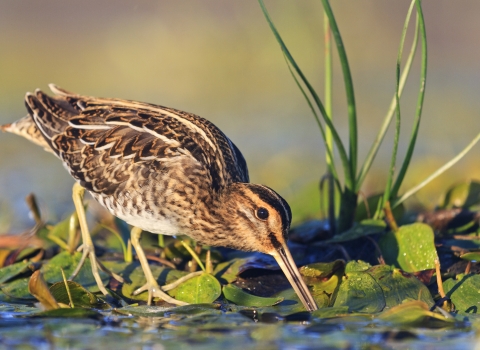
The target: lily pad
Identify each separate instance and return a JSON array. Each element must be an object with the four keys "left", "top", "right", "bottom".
[
  {"left": 379, "top": 223, "right": 438, "bottom": 272},
  {"left": 367, "top": 265, "right": 434, "bottom": 308},
  {"left": 41, "top": 251, "right": 109, "bottom": 293},
  {"left": 444, "top": 274, "right": 480, "bottom": 313},
  {"left": 169, "top": 272, "right": 221, "bottom": 304},
  {"left": 223, "top": 284, "right": 283, "bottom": 307},
  {"left": 333, "top": 271, "right": 385, "bottom": 313}
]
